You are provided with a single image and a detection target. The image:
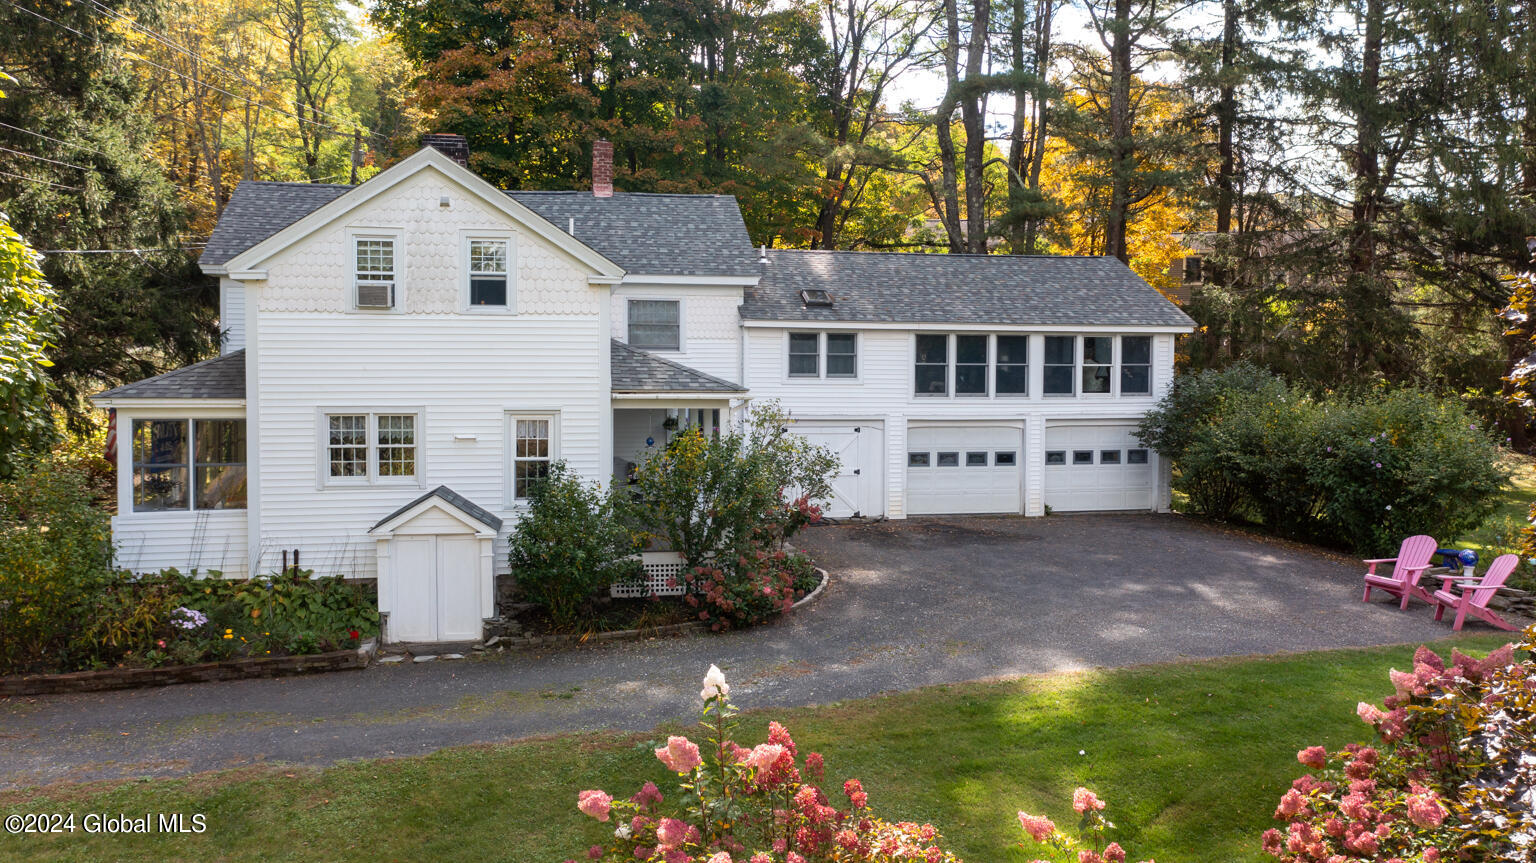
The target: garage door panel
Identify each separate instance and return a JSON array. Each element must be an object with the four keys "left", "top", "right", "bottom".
[
  {"left": 1044, "top": 423, "right": 1153, "bottom": 512},
  {"left": 907, "top": 425, "right": 1023, "bottom": 515}
]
